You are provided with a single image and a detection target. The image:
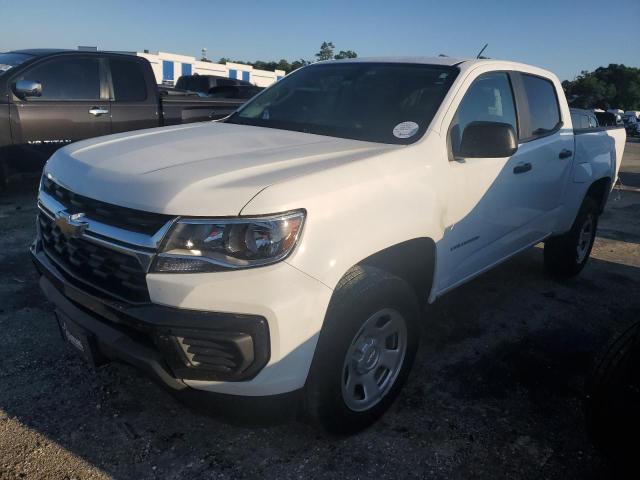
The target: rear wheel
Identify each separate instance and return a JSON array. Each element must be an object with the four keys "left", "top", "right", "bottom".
[
  {"left": 305, "top": 266, "right": 419, "bottom": 434},
  {"left": 544, "top": 197, "right": 599, "bottom": 278}
]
